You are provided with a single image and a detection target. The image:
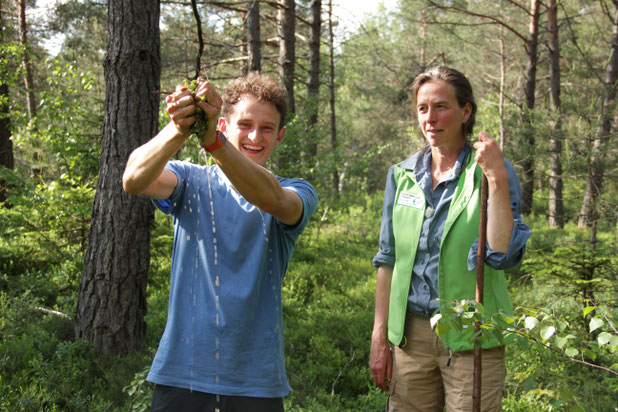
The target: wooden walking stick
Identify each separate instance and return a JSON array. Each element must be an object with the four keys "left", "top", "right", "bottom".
[{"left": 473, "top": 173, "right": 489, "bottom": 412}]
